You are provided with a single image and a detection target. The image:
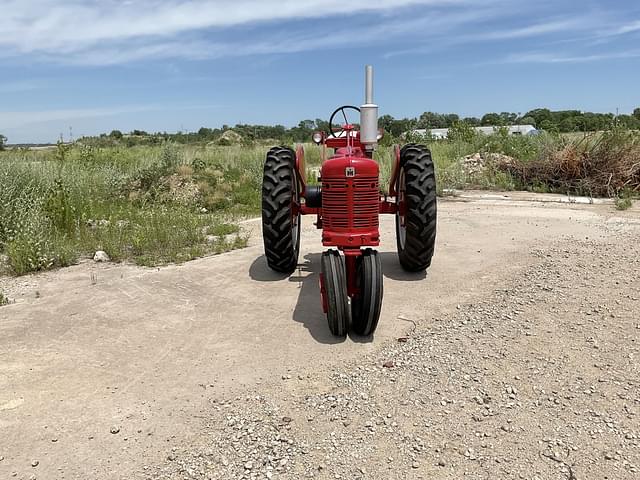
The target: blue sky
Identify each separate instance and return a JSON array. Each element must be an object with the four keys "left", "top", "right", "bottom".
[{"left": 1, "top": 0, "right": 639, "bottom": 143}]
